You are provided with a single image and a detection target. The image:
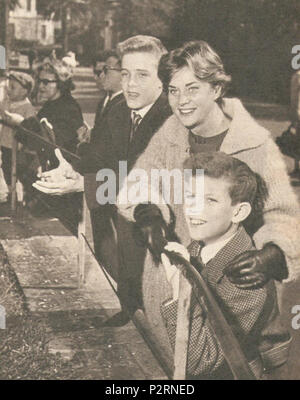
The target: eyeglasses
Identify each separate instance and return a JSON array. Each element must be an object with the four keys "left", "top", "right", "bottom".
[
  {"left": 94, "top": 65, "right": 121, "bottom": 77},
  {"left": 38, "top": 78, "right": 58, "bottom": 86}
]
